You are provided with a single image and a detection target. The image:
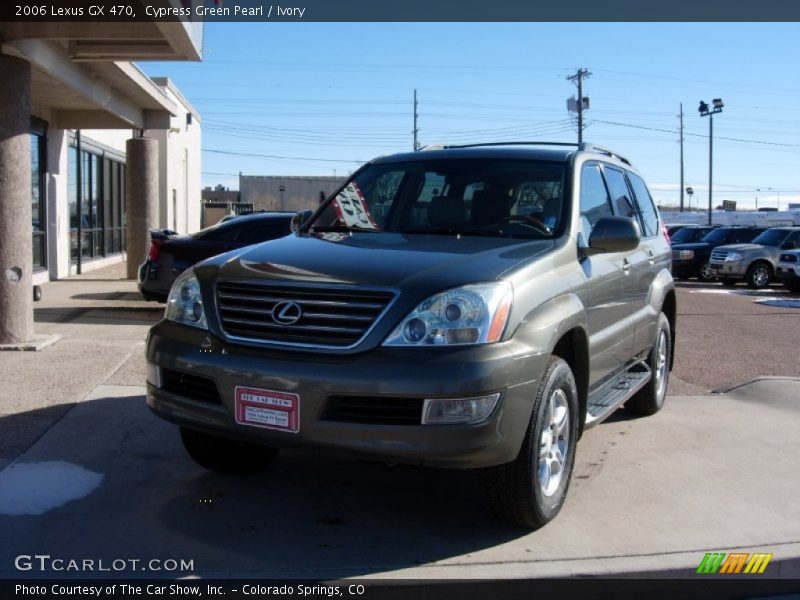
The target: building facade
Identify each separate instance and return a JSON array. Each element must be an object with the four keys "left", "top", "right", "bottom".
[
  {"left": 0, "top": 14, "right": 203, "bottom": 346},
  {"left": 240, "top": 175, "right": 347, "bottom": 213}
]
